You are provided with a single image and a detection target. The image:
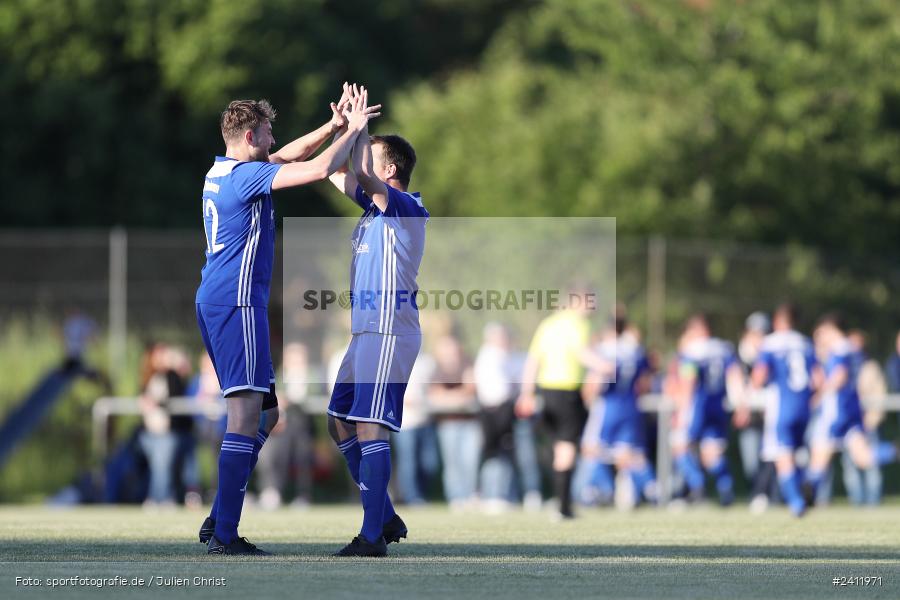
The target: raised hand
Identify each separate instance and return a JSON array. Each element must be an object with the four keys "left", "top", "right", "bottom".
[
  {"left": 330, "top": 82, "right": 352, "bottom": 129},
  {"left": 346, "top": 86, "right": 382, "bottom": 131}
]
